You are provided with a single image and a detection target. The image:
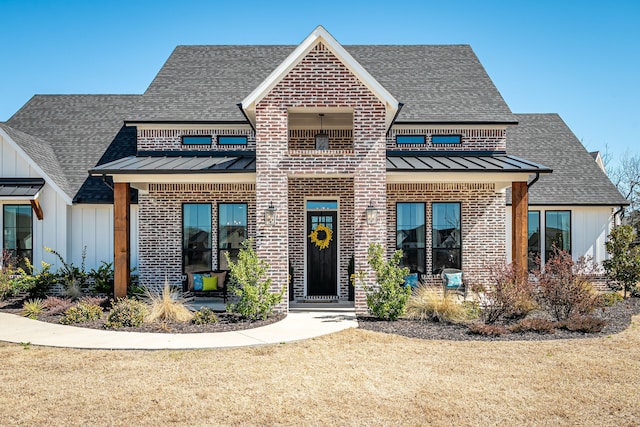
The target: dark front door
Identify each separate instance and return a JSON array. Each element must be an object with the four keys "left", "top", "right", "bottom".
[{"left": 307, "top": 211, "right": 338, "bottom": 296}]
